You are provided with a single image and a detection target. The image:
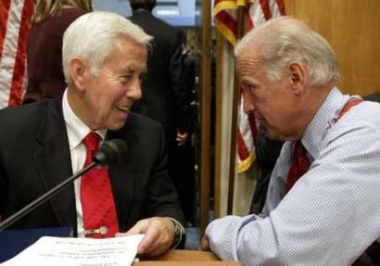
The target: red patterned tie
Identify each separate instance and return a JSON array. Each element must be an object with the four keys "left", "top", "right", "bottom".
[
  {"left": 81, "top": 132, "right": 119, "bottom": 238},
  {"left": 285, "top": 98, "right": 363, "bottom": 193},
  {"left": 285, "top": 141, "right": 310, "bottom": 193}
]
